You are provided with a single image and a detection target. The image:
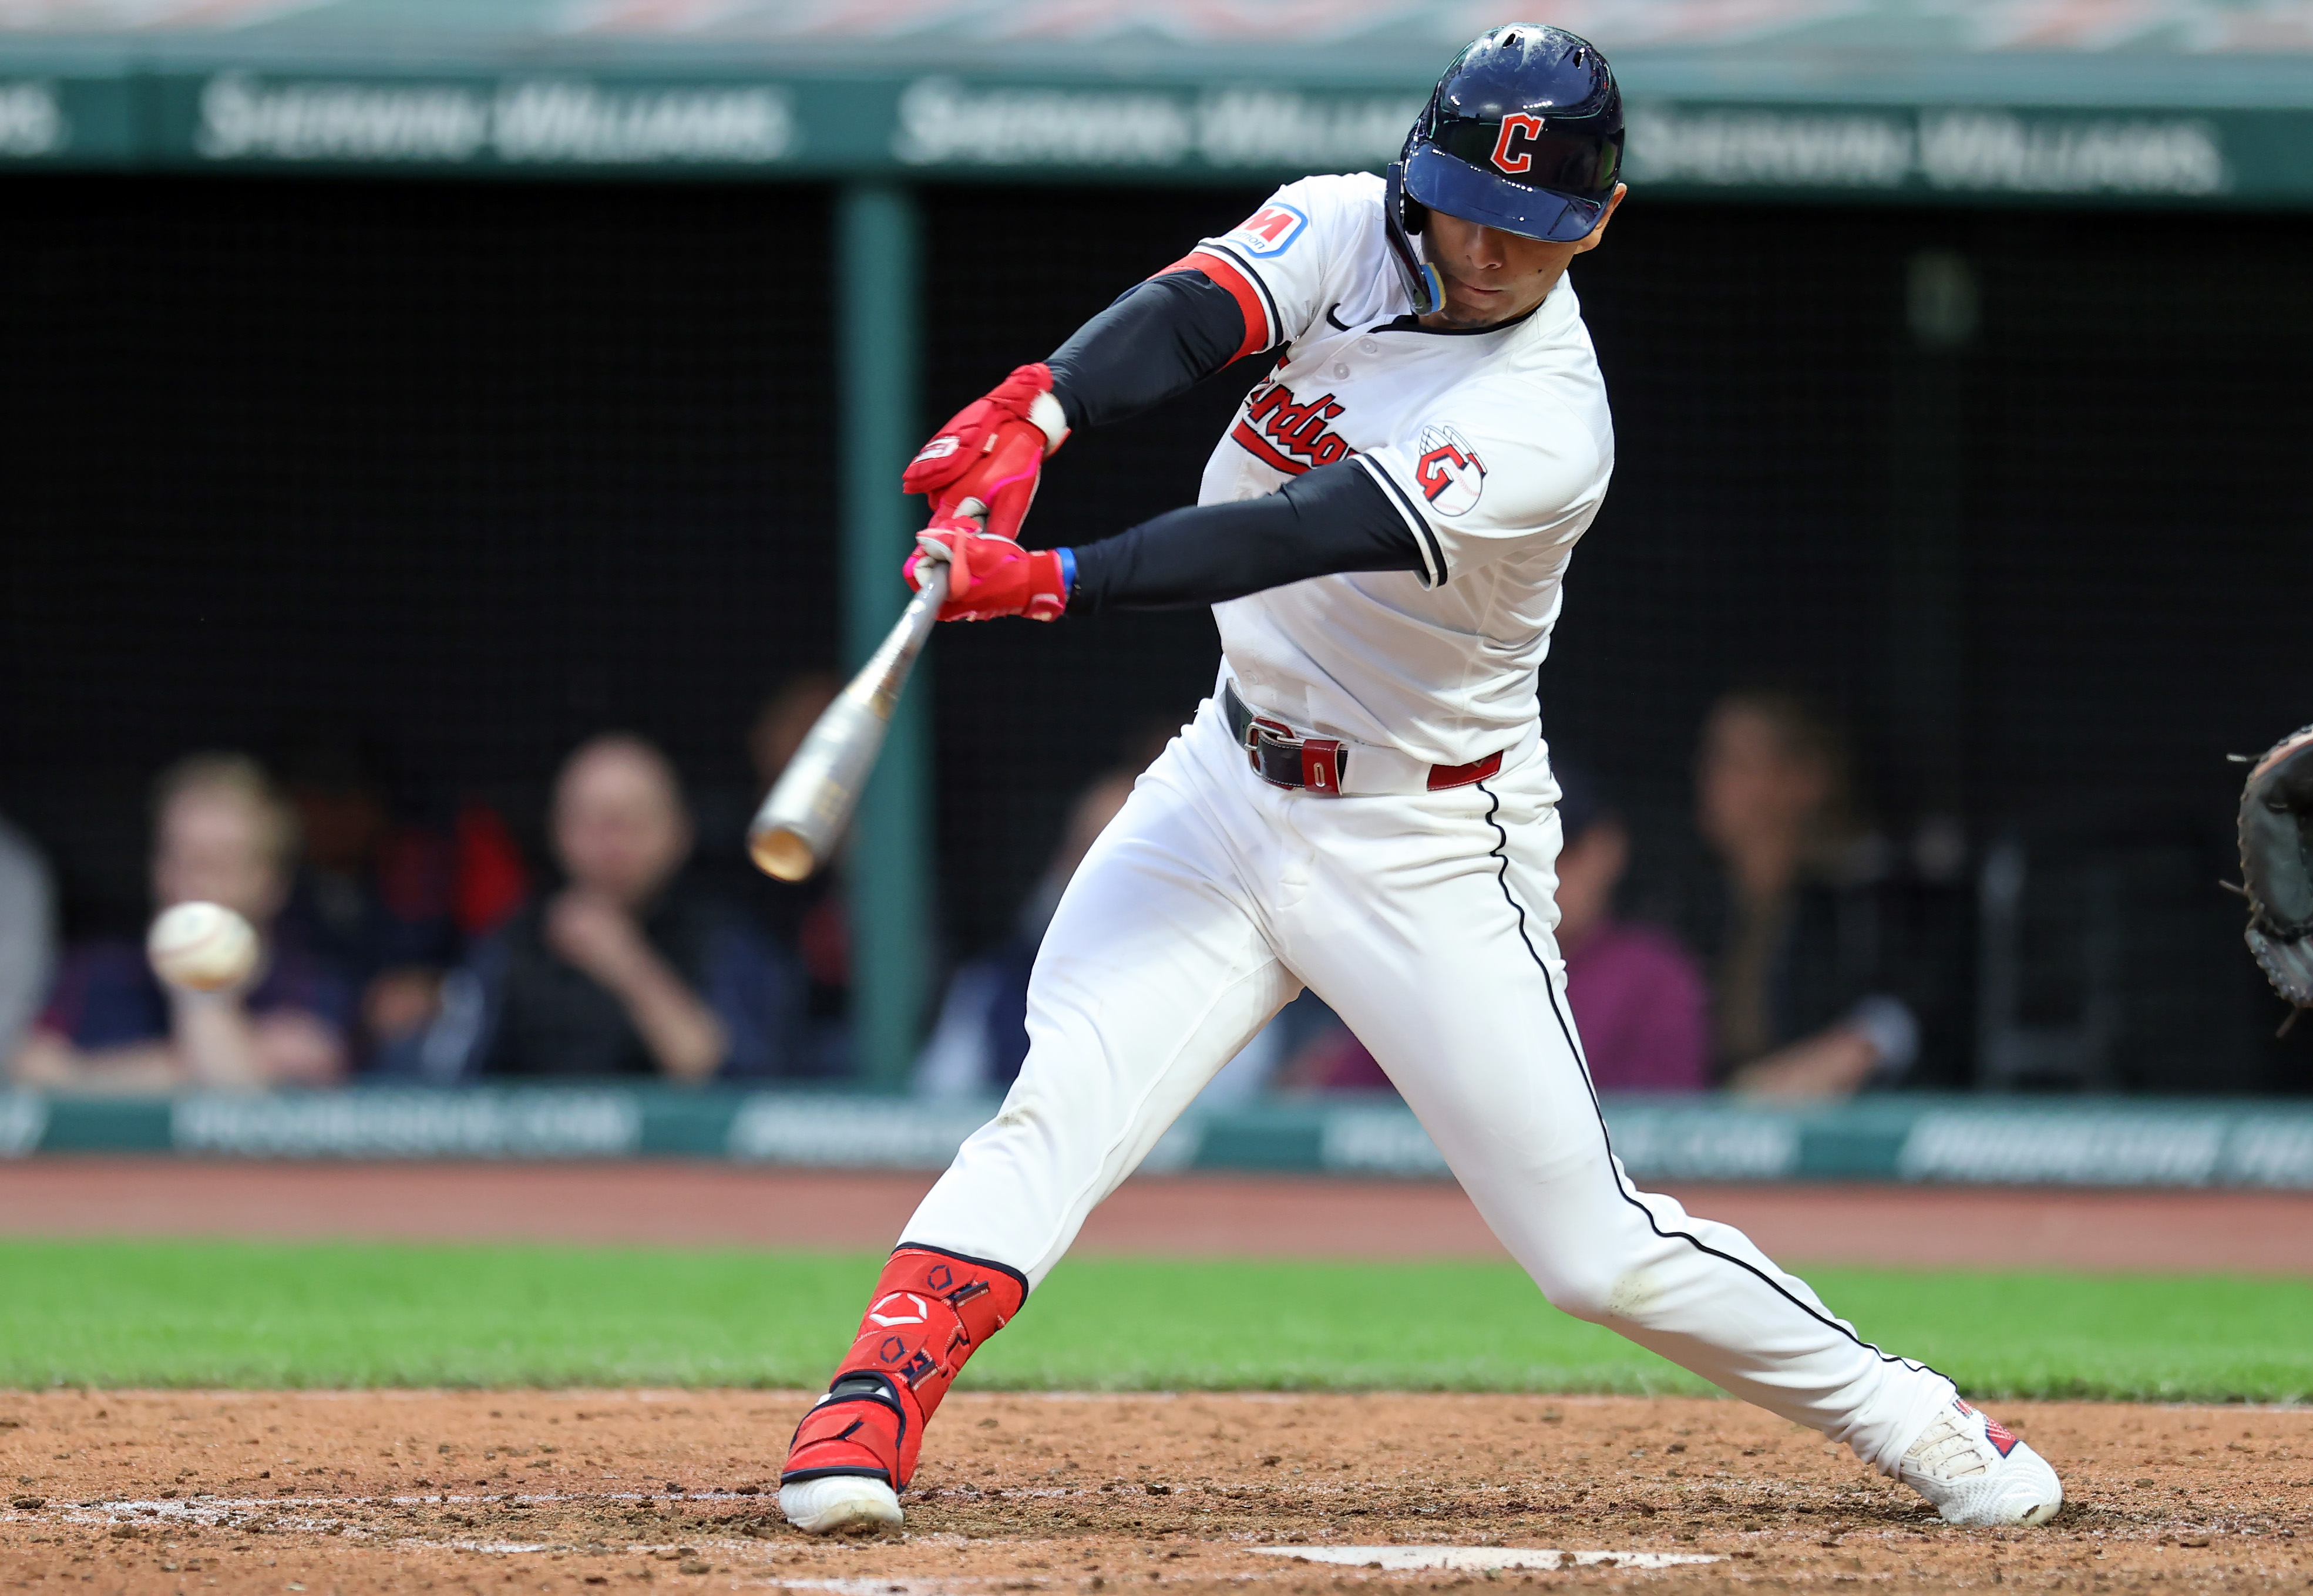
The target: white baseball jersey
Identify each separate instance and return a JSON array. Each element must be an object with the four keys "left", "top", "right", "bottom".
[{"left": 1184, "top": 172, "right": 1616, "bottom": 769}]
